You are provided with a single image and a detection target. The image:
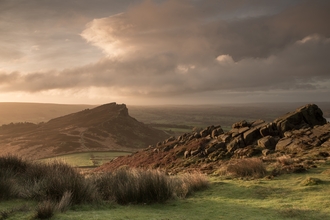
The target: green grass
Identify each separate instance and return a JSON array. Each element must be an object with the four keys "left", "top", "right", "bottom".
[
  {"left": 39, "top": 151, "right": 132, "bottom": 167},
  {"left": 53, "top": 162, "right": 330, "bottom": 220},
  {"left": 1, "top": 158, "right": 330, "bottom": 220},
  {"left": 0, "top": 155, "right": 209, "bottom": 219}
]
